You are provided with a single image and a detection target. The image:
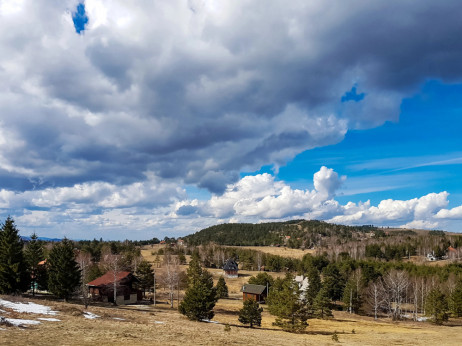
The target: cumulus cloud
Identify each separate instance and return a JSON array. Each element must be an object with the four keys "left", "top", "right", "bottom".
[{"left": 0, "top": 1, "right": 462, "bottom": 194}]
